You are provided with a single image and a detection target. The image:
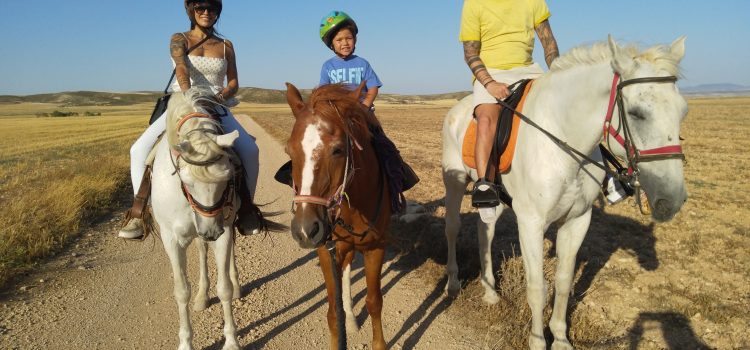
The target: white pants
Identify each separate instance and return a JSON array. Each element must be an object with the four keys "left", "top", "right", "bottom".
[
  {"left": 129, "top": 110, "right": 259, "bottom": 198},
  {"left": 472, "top": 63, "right": 545, "bottom": 109}
]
